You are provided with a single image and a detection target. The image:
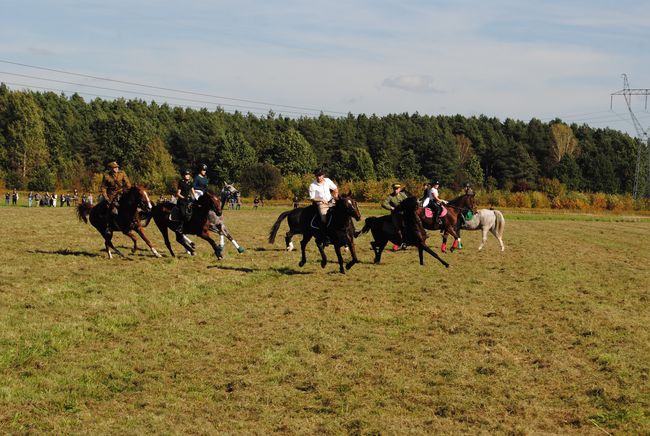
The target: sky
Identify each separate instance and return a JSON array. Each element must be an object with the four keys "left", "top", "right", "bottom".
[{"left": 1, "top": 0, "right": 650, "bottom": 136}]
